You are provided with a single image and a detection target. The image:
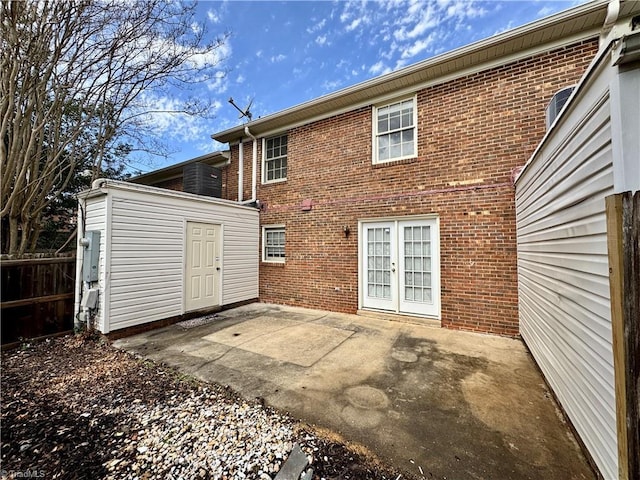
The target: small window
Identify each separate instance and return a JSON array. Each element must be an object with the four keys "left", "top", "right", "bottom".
[
  {"left": 373, "top": 97, "right": 417, "bottom": 164},
  {"left": 263, "top": 134, "right": 288, "bottom": 183},
  {"left": 263, "top": 226, "right": 285, "bottom": 262}
]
